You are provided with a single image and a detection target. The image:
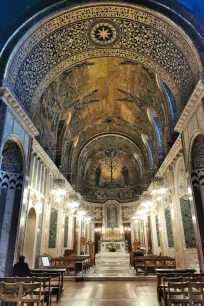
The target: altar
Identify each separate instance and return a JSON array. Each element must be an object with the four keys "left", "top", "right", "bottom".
[{"left": 100, "top": 240, "right": 126, "bottom": 253}]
